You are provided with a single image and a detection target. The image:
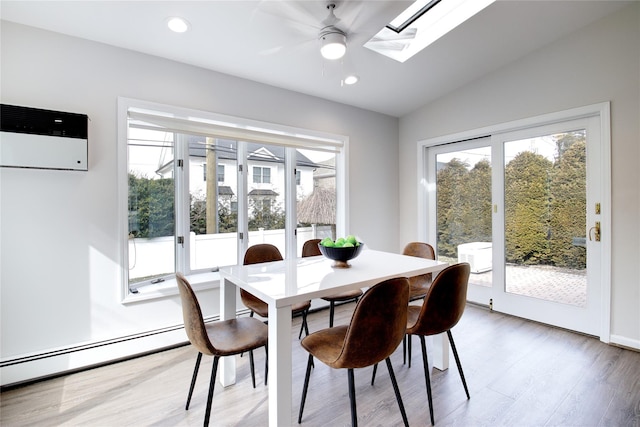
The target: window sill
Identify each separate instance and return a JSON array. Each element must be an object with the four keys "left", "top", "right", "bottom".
[{"left": 121, "top": 271, "right": 221, "bottom": 304}]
